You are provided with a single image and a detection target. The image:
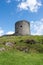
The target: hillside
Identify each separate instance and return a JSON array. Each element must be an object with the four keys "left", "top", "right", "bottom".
[{"left": 0, "top": 35, "right": 43, "bottom": 65}]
